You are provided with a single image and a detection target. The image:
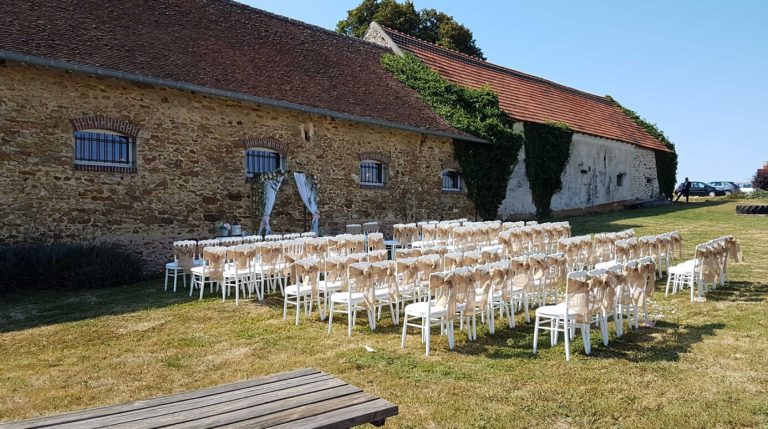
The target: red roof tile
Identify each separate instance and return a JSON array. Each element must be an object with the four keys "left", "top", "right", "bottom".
[
  {"left": 0, "top": 0, "right": 473, "bottom": 140},
  {"left": 380, "top": 26, "right": 671, "bottom": 152}
]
